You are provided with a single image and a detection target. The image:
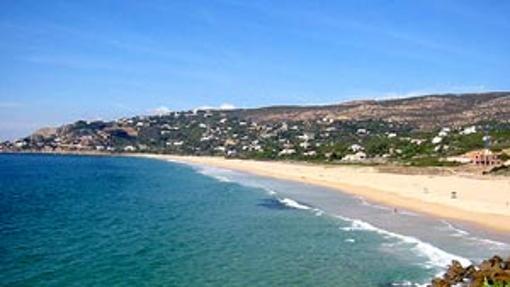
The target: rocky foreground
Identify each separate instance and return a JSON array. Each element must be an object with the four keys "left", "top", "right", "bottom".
[{"left": 432, "top": 256, "right": 510, "bottom": 287}]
